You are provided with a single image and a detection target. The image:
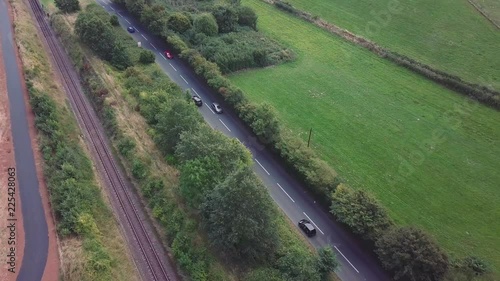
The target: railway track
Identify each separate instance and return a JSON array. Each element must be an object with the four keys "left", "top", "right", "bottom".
[{"left": 26, "top": 1, "right": 176, "bottom": 280}]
